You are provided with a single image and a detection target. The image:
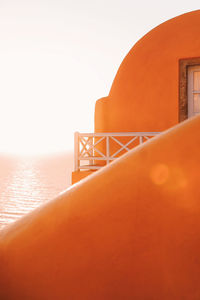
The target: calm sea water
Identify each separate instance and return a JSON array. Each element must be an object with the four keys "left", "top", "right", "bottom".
[{"left": 0, "top": 152, "right": 73, "bottom": 229}]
